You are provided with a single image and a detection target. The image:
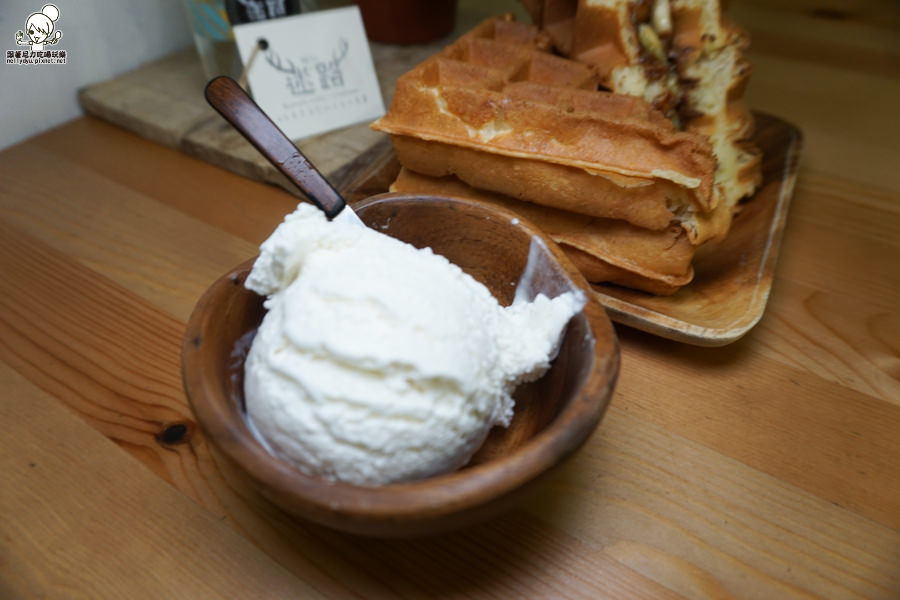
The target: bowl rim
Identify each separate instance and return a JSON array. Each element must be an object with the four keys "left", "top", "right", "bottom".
[{"left": 182, "top": 193, "right": 619, "bottom": 525}]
